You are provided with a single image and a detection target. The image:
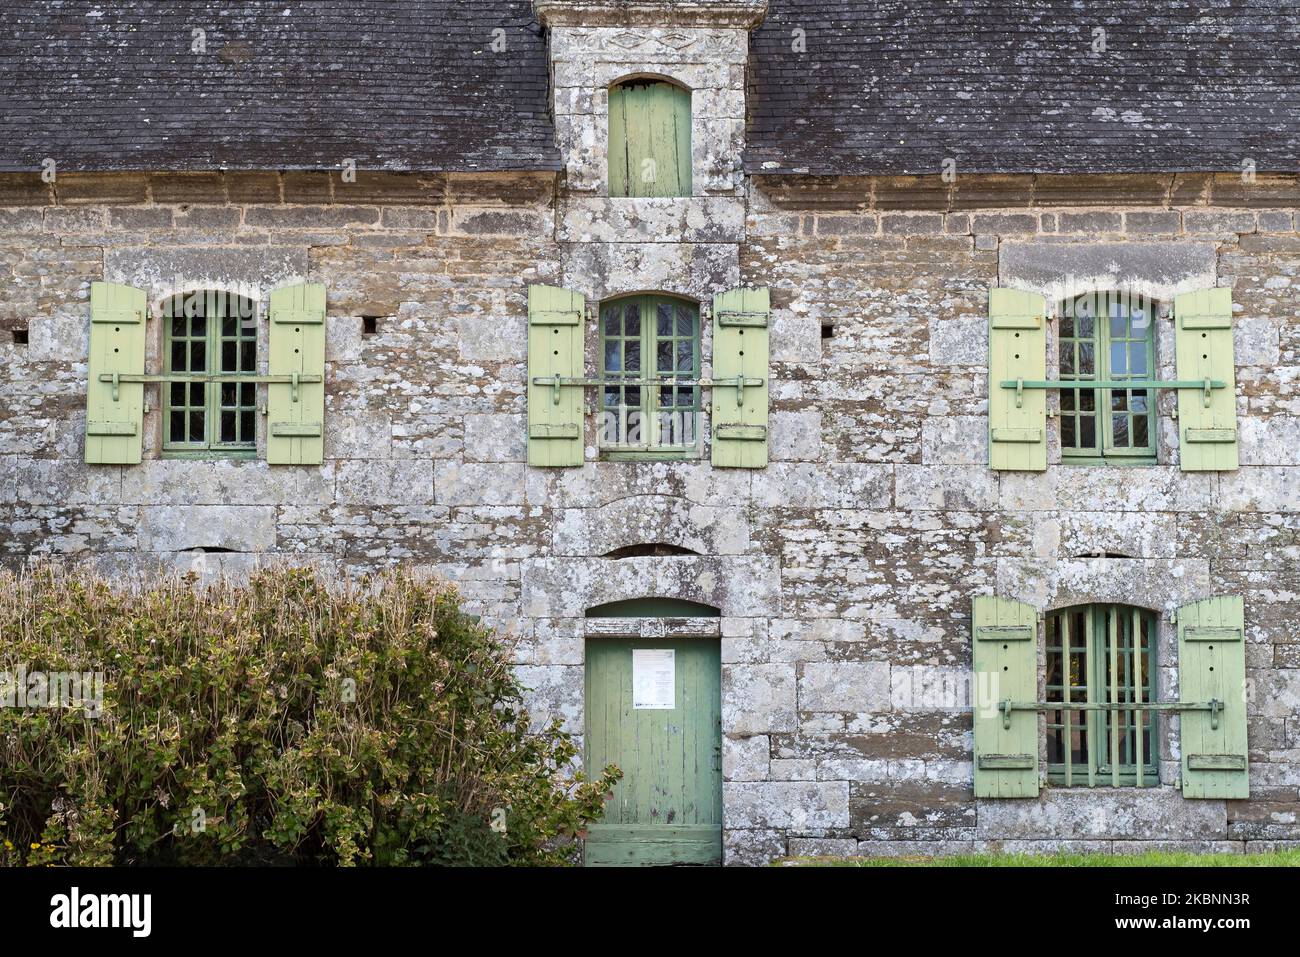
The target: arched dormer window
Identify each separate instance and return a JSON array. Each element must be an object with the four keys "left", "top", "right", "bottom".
[
  {"left": 163, "top": 290, "right": 258, "bottom": 456},
  {"left": 1046, "top": 603, "right": 1158, "bottom": 787},
  {"left": 1058, "top": 291, "right": 1157, "bottom": 464},
  {"left": 608, "top": 78, "right": 692, "bottom": 198}
]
